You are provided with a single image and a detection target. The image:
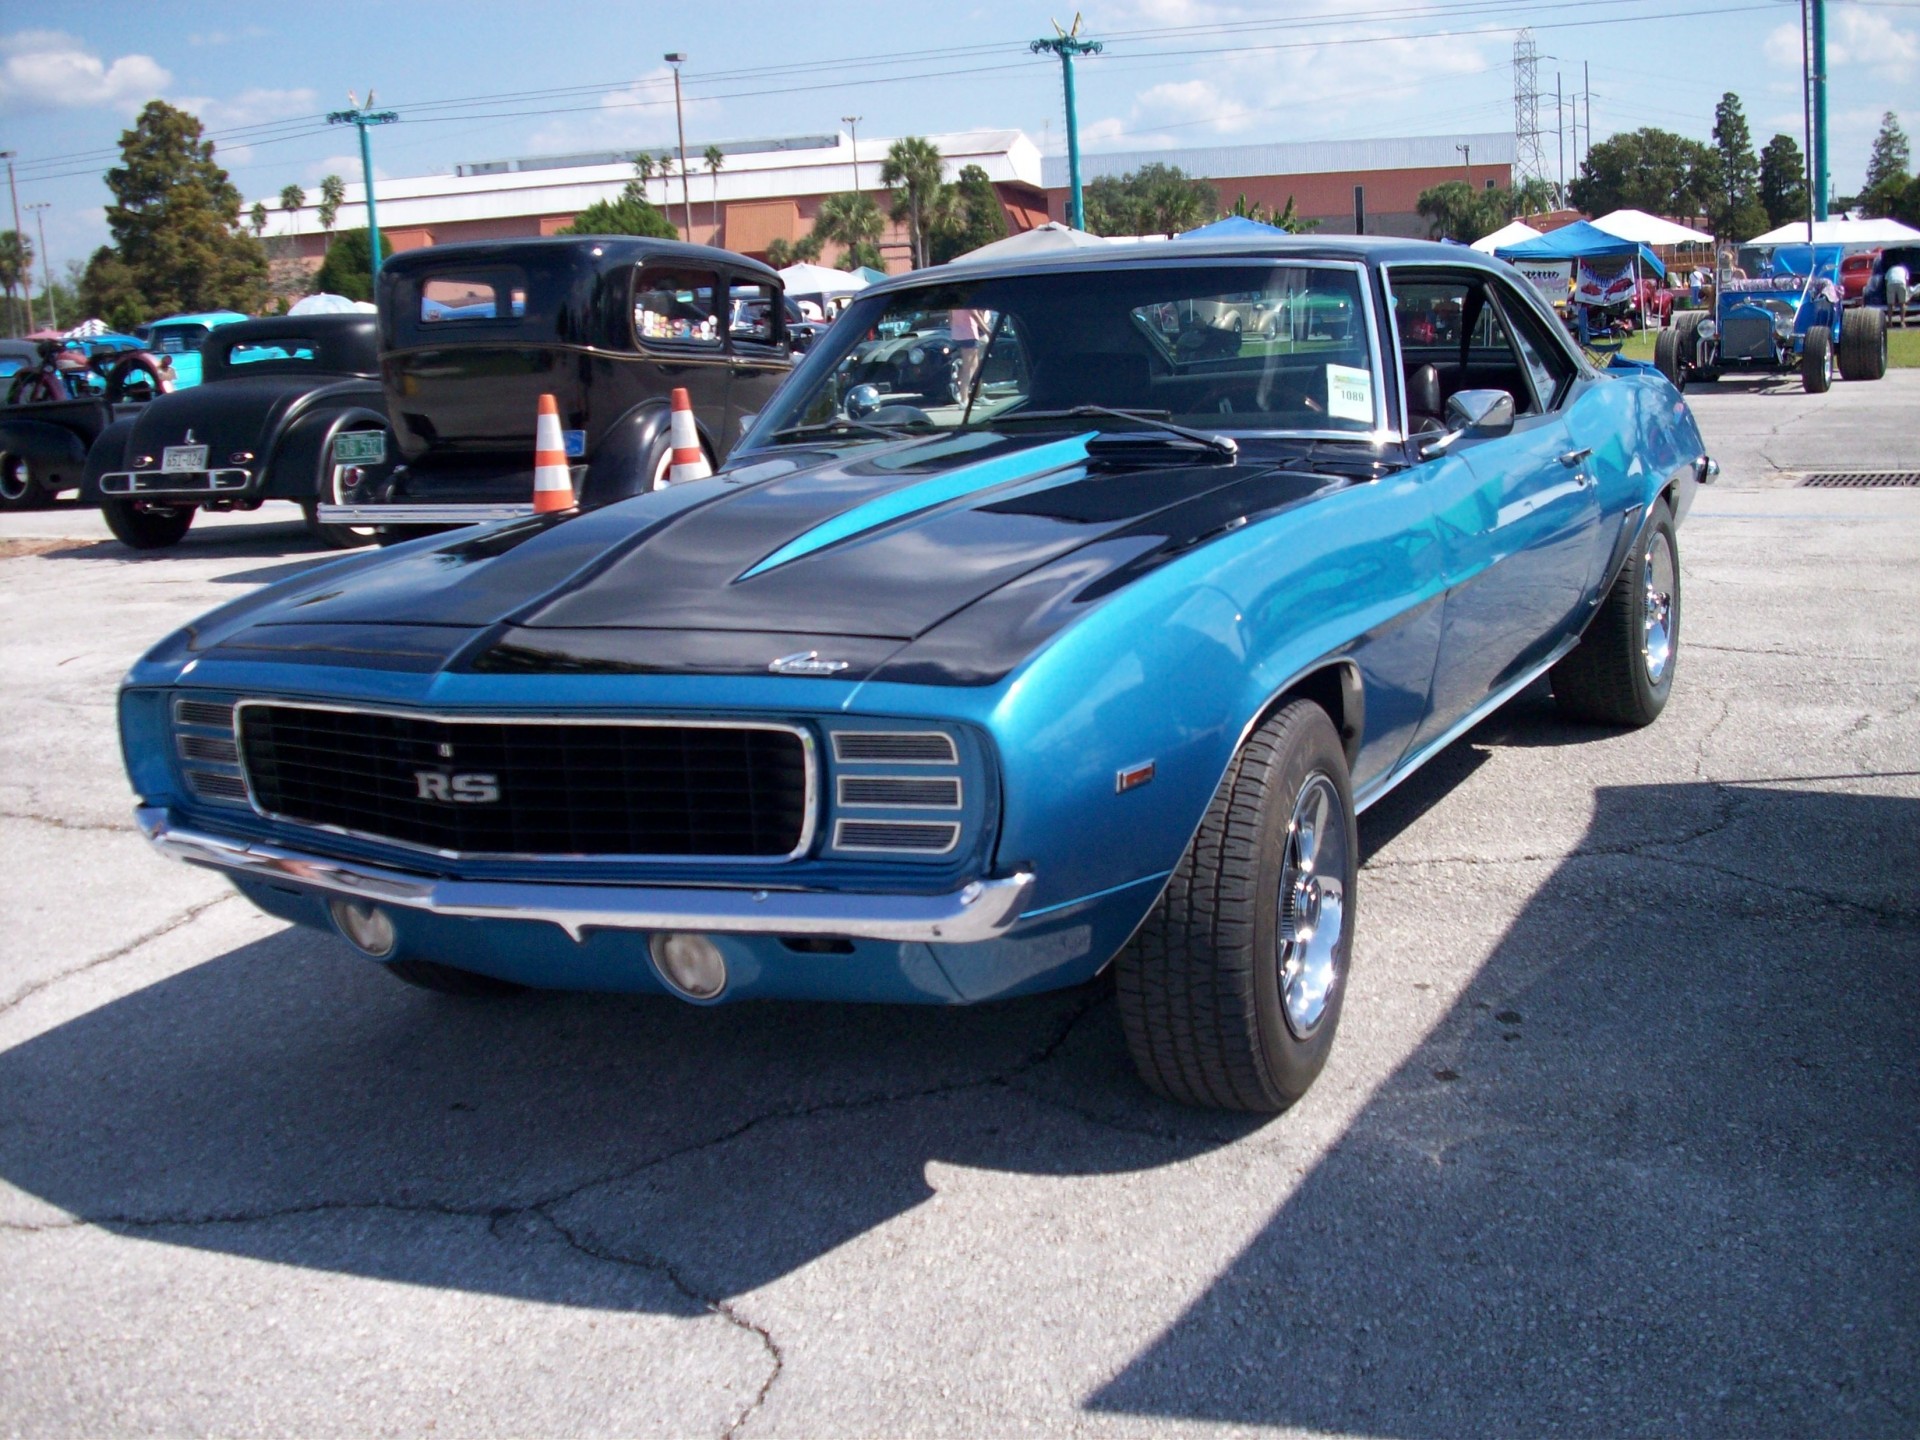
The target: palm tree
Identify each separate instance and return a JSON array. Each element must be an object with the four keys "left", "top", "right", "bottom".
[
  {"left": 813, "top": 192, "right": 884, "bottom": 272},
  {"left": 880, "top": 137, "right": 946, "bottom": 269},
  {"left": 279, "top": 184, "right": 306, "bottom": 240},
  {"left": 634, "top": 153, "right": 657, "bottom": 205},
  {"left": 318, "top": 174, "right": 347, "bottom": 240},
  {"left": 0, "top": 230, "right": 30, "bottom": 334},
  {"left": 703, "top": 145, "right": 726, "bottom": 241},
  {"left": 249, "top": 202, "right": 269, "bottom": 239}
]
